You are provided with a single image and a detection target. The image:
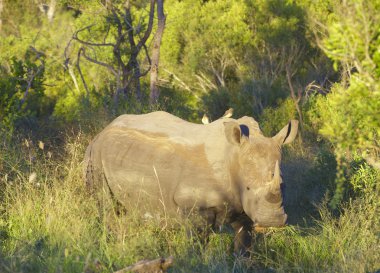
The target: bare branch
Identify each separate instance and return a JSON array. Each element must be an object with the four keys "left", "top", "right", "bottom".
[
  {"left": 286, "top": 64, "right": 303, "bottom": 128},
  {"left": 28, "top": 46, "right": 45, "bottom": 59},
  {"left": 110, "top": 7, "right": 127, "bottom": 71},
  {"left": 114, "top": 256, "right": 174, "bottom": 273},
  {"left": 162, "top": 68, "right": 194, "bottom": 93},
  {"left": 73, "top": 24, "right": 115, "bottom": 47},
  {"left": 81, "top": 47, "right": 117, "bottom": 76},
  {"left": 103, "top": 23, "right": 111, "bottom": 44},
  {"left": 124, "top": 2, "right": 137, "bottom": 48},
  {"left": 67, "top": 64, "right": 80, "bottom": 93},
  {"left": 19, "top": 65, "right": 44, "bottom": 108},
  {"left": 136, "top": 0, "right": 155, "bottom": 51},
  {"left": 64, "top": 38, "right": 74, "bottom": 69},
  {"left": 140, "top": 44, "right": 151, "bottom": 77},
  {"left": 77, "top": 48, "right": 90, "bottom": 98}
]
